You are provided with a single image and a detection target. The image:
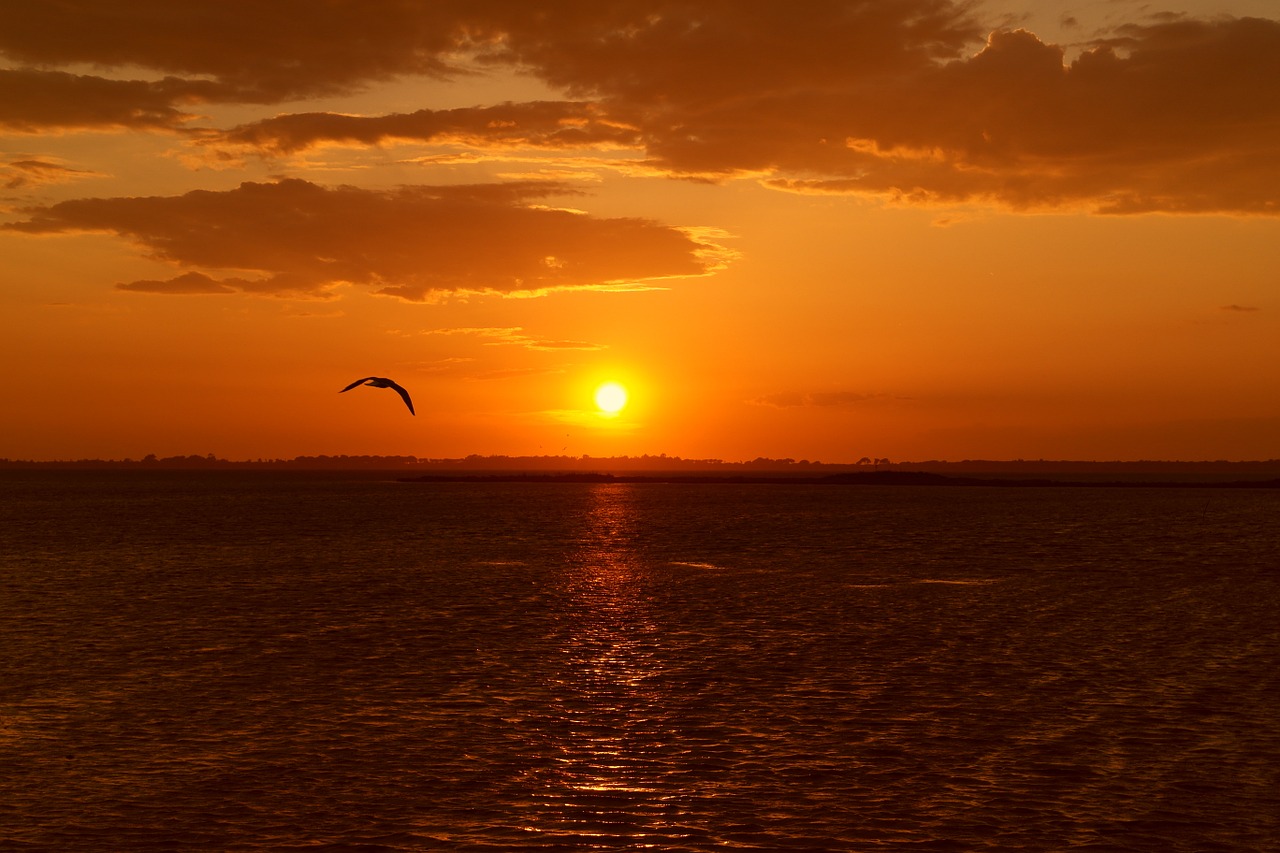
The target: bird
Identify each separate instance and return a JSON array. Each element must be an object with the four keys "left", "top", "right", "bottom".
[{"left": 340, "top": 377, "right": 415, "bottom": 415}]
